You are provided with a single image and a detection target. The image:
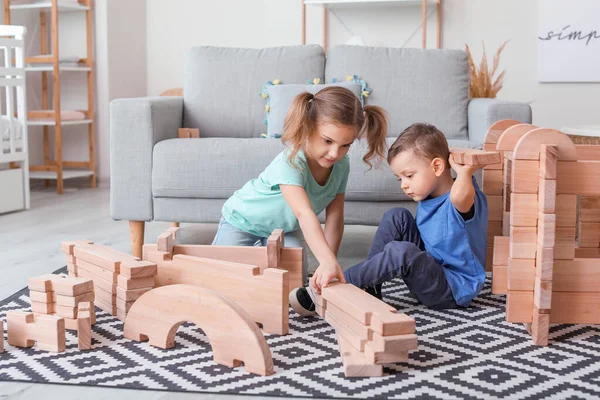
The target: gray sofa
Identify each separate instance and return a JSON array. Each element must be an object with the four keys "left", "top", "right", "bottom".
[{"left": 110, "top": 45, "right": 531, "bottom": 257}]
